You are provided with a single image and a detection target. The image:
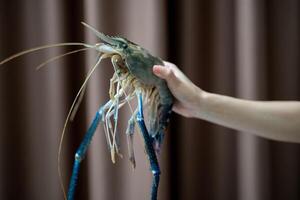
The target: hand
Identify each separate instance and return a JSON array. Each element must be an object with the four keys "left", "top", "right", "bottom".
[
  {"left": 153, "top": 61, "right": 204, "bottom": 118},
  {"left": 154, "top": 62, "right": 300, "bottom": 142}
]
